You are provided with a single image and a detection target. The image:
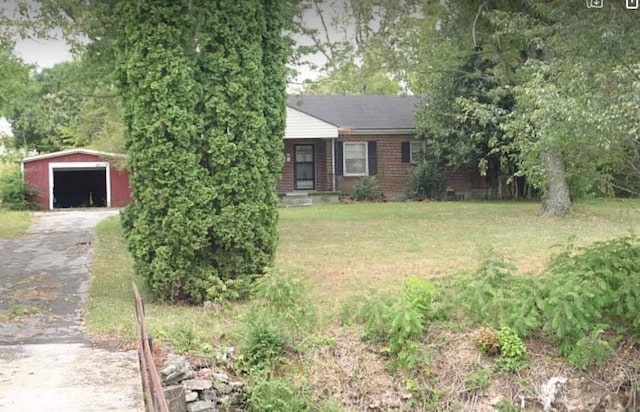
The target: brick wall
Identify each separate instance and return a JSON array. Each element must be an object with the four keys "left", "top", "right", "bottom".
[
  {"left": 336, "top": 133, "right": 412, "bottom": 200},
  {"left": 277, "top": 134, "right": 499, "bottom": 200}
]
